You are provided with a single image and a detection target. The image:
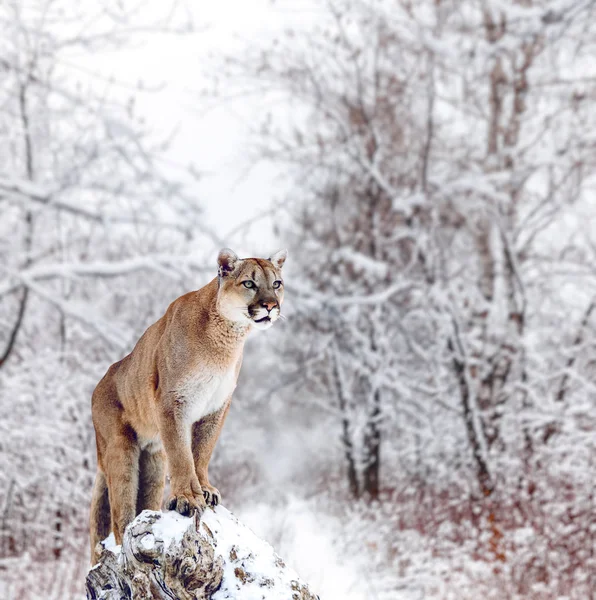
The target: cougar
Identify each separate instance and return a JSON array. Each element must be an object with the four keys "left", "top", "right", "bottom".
[{"left": 89, "top": 248, "right": 286, "bottom": 563}]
